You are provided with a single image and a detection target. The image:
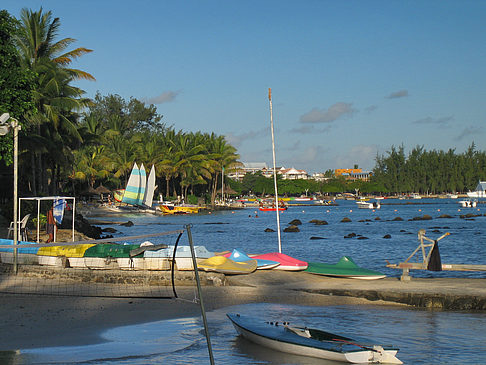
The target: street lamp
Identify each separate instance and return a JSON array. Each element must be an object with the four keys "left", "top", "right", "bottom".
[{"left": 0, "top": 112, "right": 21, "bottom": 273}]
